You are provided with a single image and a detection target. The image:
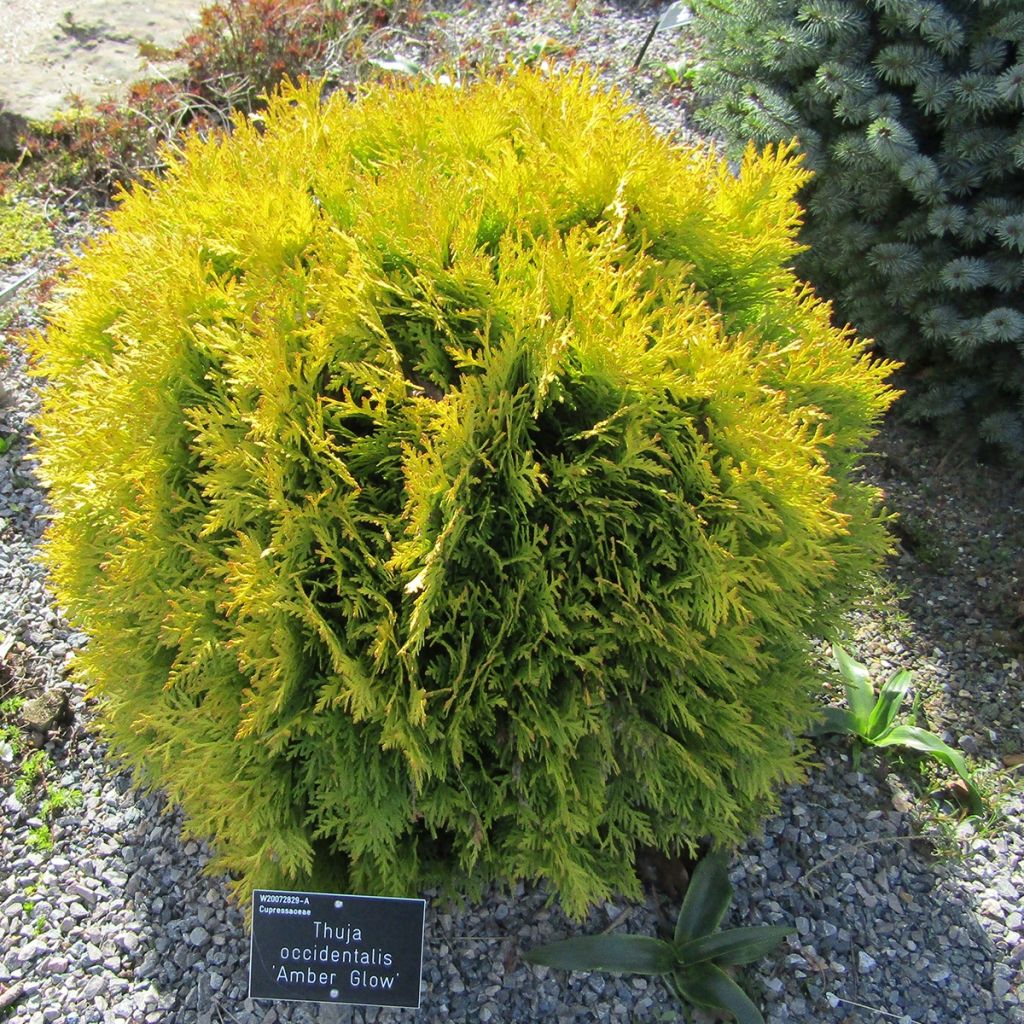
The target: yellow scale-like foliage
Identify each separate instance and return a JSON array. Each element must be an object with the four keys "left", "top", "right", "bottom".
[{"left": 32, "top": 71, "right": 897, "bottom": 918}]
